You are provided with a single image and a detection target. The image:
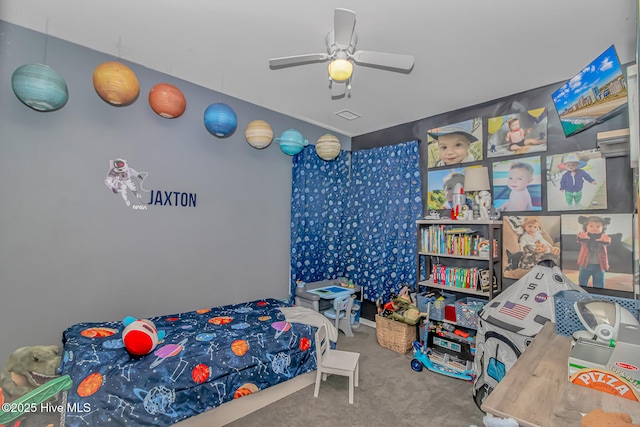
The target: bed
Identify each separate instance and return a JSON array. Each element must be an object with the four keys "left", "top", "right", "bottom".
[{"left": 55, "top": 298, "right": 333, "bottom": 426}]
